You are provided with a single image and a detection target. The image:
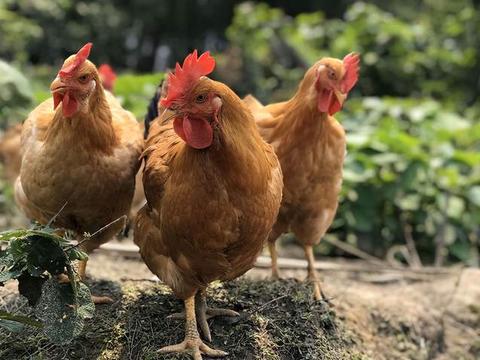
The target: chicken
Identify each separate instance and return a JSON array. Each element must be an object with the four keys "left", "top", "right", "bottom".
[
  {"left": 244, "top": 53, "right": 360, "bottom": 301},
  {"left": 14, "top": 43, "right": 143, "bottom": 302},
  {"left": 134, "top": 50, "right": 282, "bottom": 359},
  {"left": 0, "top": 63, "right": 119, "bottom": 187},
  {"left": 0, "top": 123, "right": 22, "bottom": 184}
]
